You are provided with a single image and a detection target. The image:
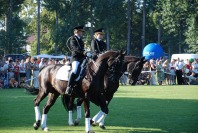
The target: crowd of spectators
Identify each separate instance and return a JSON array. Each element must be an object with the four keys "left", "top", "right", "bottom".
[
  {"left": 0, "top": 56, "right": 70, "bottom": 89},
  {"left": 139, "top": 57, "right": 198, "bottom": 85}
]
